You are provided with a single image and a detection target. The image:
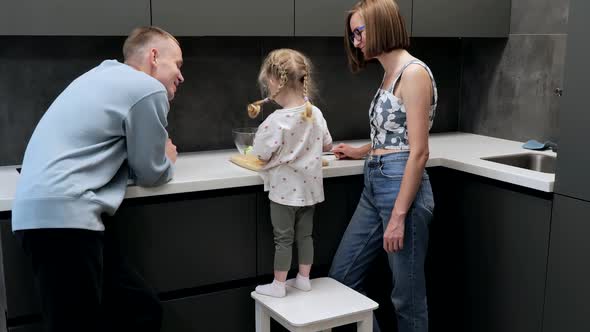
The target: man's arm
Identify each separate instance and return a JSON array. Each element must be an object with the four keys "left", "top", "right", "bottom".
[{"left": 124, "top": 91, "right": 174, "bottom": 187}]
